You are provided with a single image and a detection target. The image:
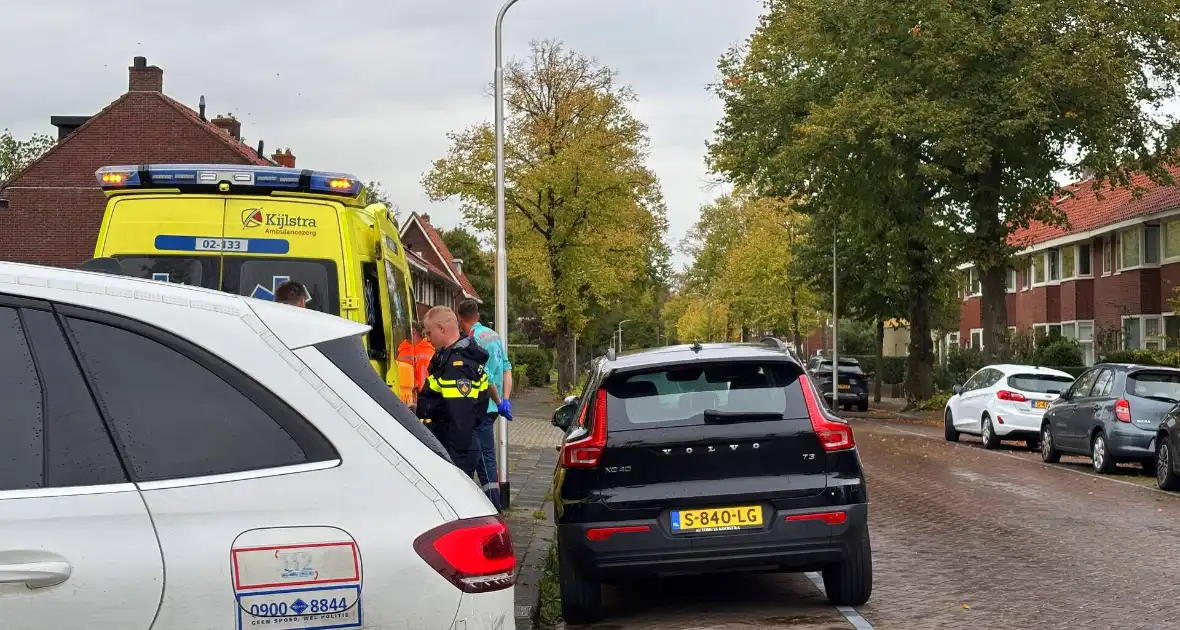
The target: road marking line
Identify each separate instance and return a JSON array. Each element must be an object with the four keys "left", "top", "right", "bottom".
[
  {"left": 878, "top": 424, "right": 1180, "bottom": 498},
  {"left": 803, "top": 572, "right": 875, "bottom": 629}
]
